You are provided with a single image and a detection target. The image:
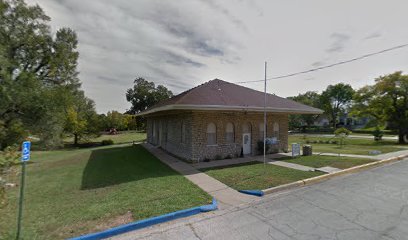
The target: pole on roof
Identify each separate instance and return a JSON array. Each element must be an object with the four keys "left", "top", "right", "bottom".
[{"left": 263, "top": 61, "right": 267, "bottom": 167}]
